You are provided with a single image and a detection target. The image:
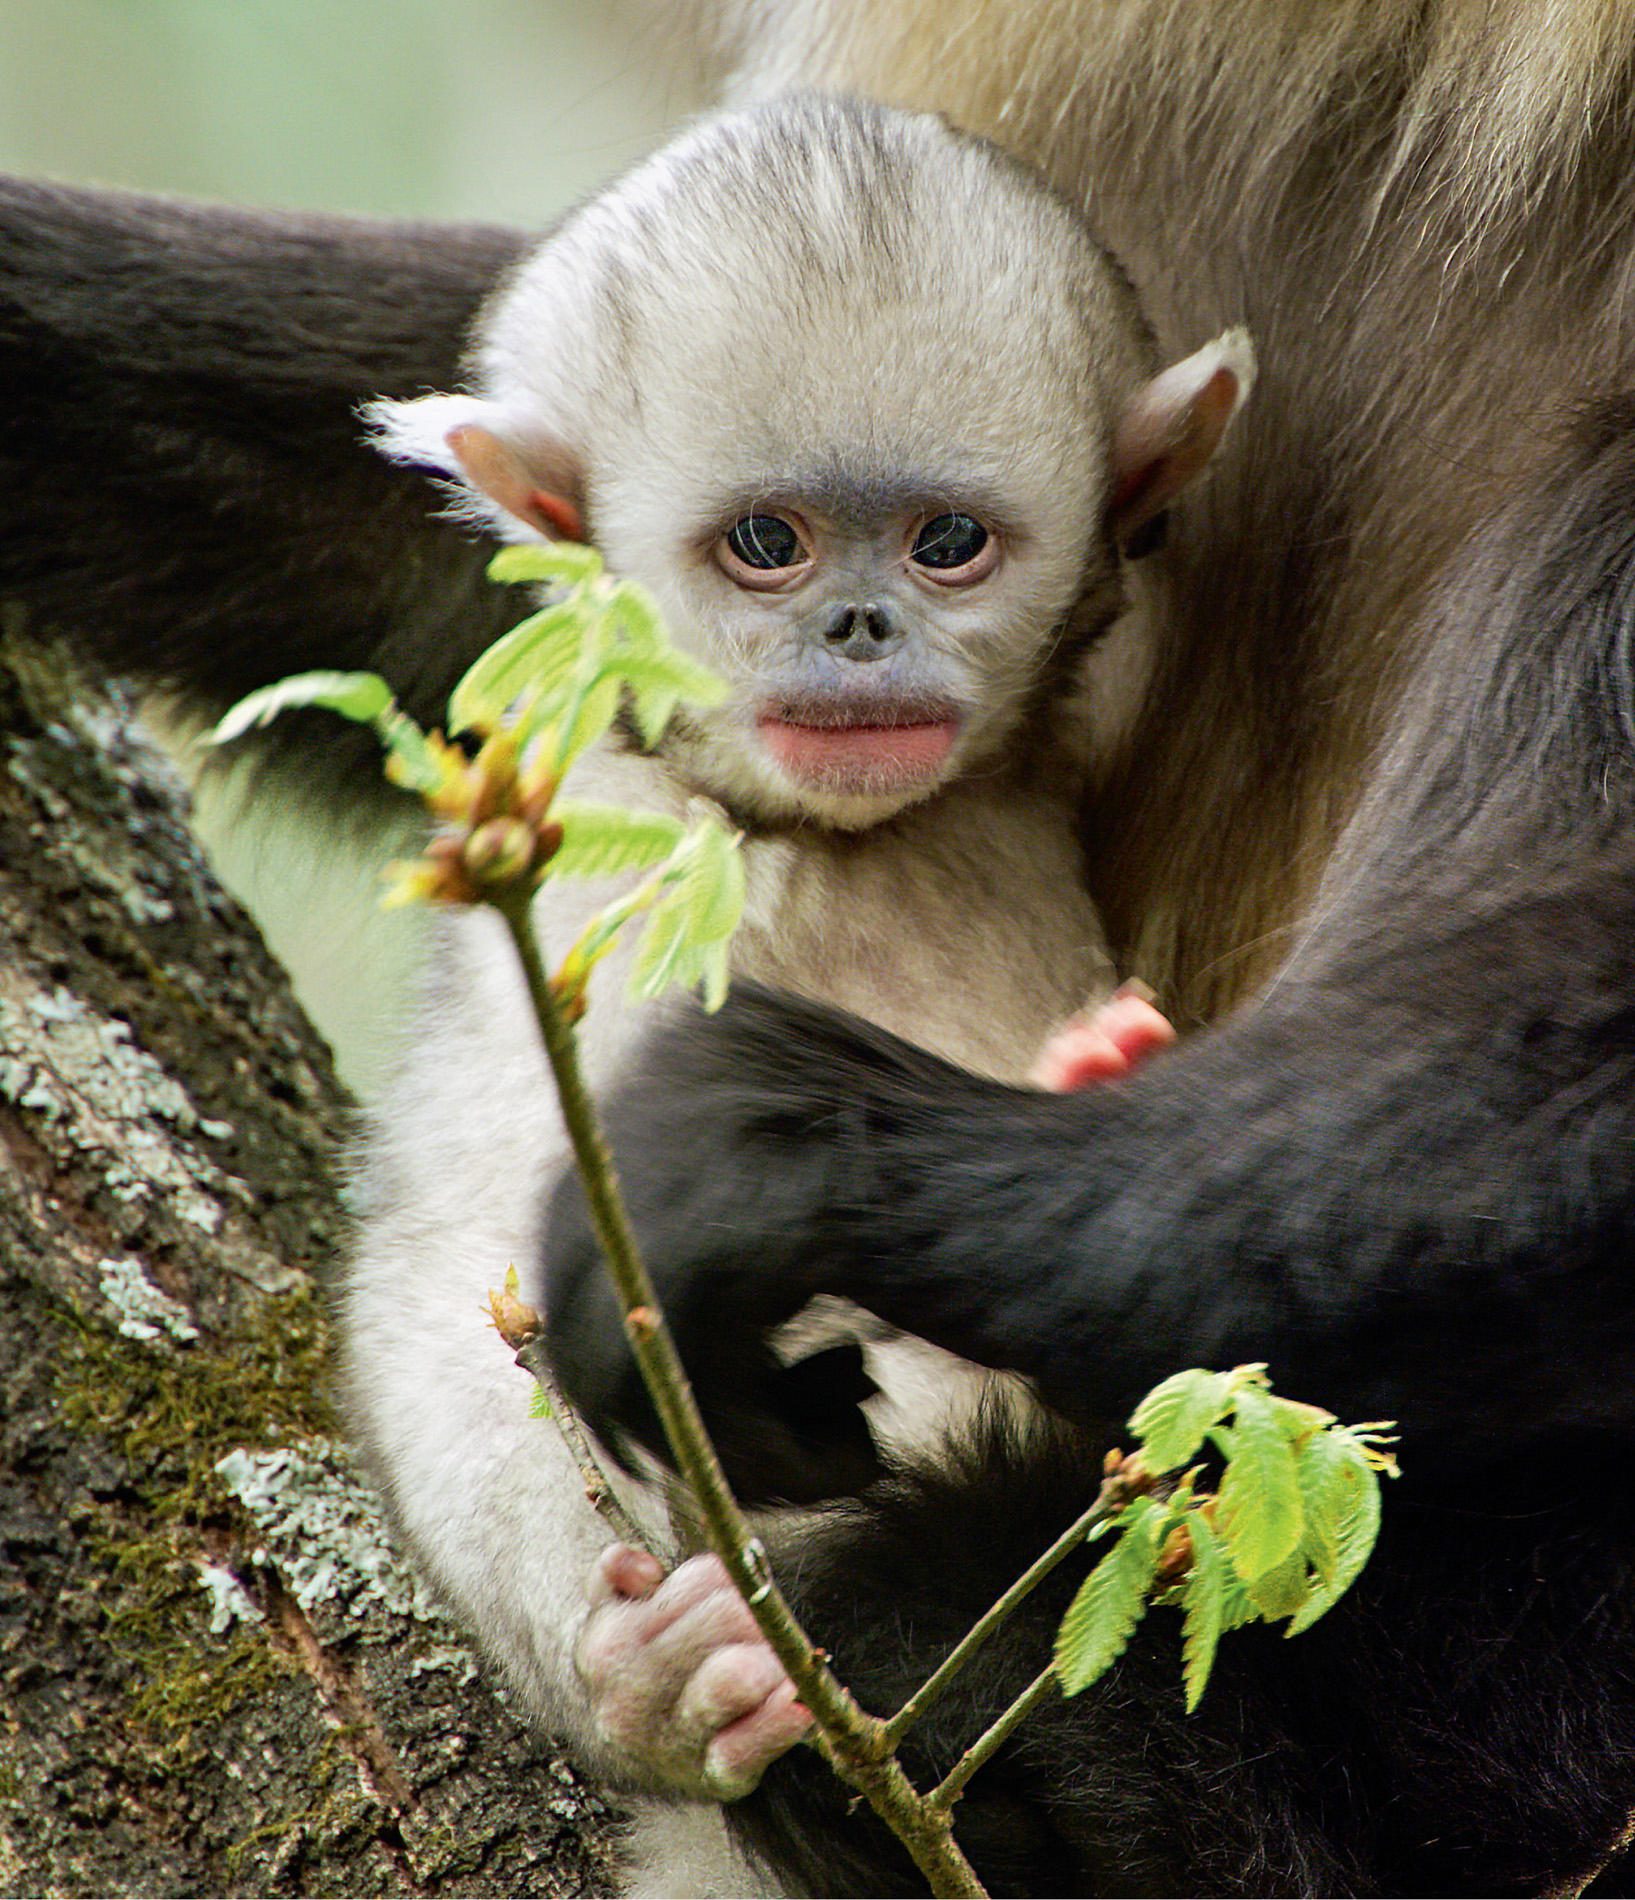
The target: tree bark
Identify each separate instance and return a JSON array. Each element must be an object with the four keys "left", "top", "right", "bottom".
[{"left": 0, "top": 618, "right": 619, "bottom": 1897}]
